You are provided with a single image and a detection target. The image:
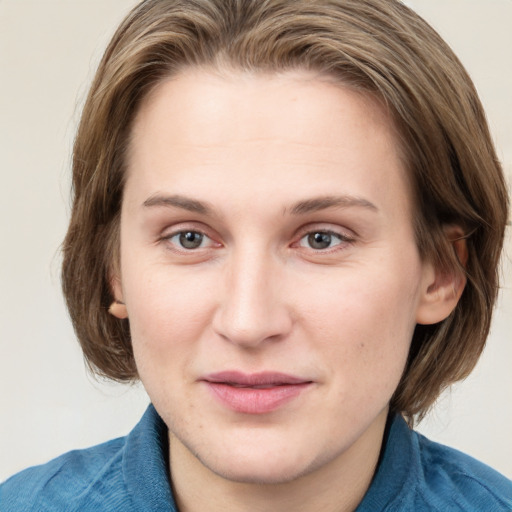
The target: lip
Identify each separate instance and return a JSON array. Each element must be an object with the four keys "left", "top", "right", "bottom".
[{"left": 201, "top": 371, "right": 313, "bottom": 414}]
